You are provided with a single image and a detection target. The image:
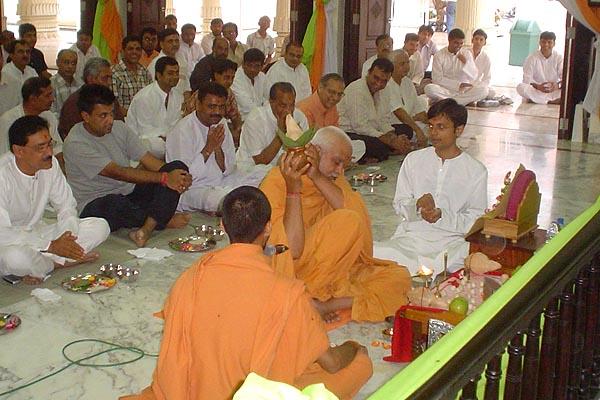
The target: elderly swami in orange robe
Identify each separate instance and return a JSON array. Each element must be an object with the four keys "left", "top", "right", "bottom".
[
  {"left": 121, "top": 186, "right": 373, "bottom": 400},
  {"left": 260, "top": 126, "right": 411, "bottom": 322}
]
